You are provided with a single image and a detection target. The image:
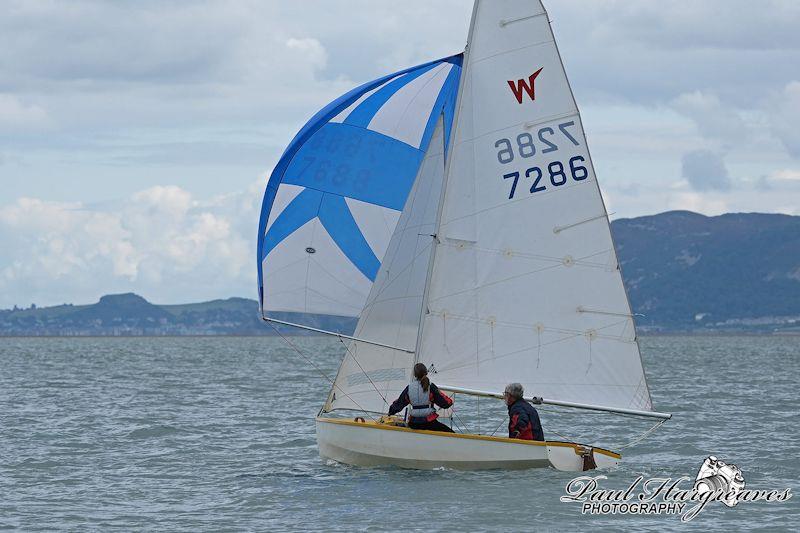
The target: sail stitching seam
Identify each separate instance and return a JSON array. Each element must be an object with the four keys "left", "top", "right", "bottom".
[
  {"left": 469, "top": 36, "right": 553, "bottom": 67},
  {"left": 441, "top": 179, "right": 592, "bottom": 227},
  {"left": 308, "top": 256, "right": 371, "bottom": 298},
  {"left": 383, "top": 64, "right": 450, "bottom": 139},
  {"left": 427, "top": 249, "right": 605, "bottom": 303},
  {"left": 427, "top": 310, "right": 633, "bottom": 342},
  {"left": 439, "top": 242, "right": 613, "bottom": 269},
  {"left": 434, "top": 318, "right": 633, "bottom": 375}
]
